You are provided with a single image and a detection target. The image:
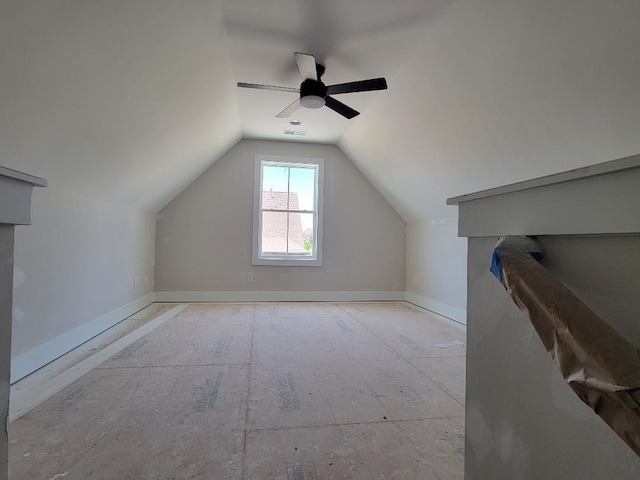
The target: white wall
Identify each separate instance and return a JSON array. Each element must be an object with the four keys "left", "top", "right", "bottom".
[
  {"left": 1, "top": 0, "right": 232, "bottom": 381},
  {"left": 11, "top": 186, "right": 156, "bottom": 381},
  {"left": 0, "top": 225, "right": 14, "bottom": 479},
  {"left": 0, "top": 0, "right": 240, "bottom": 214},
  {"left": 405, "top": 217, "right": 467, "bottom": 324},
  {"left": 340, "top": 0, "right": 640, "bottom": 325},
  {"left": 155, "top": 139, "right": 406, "bottom": 298}
]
